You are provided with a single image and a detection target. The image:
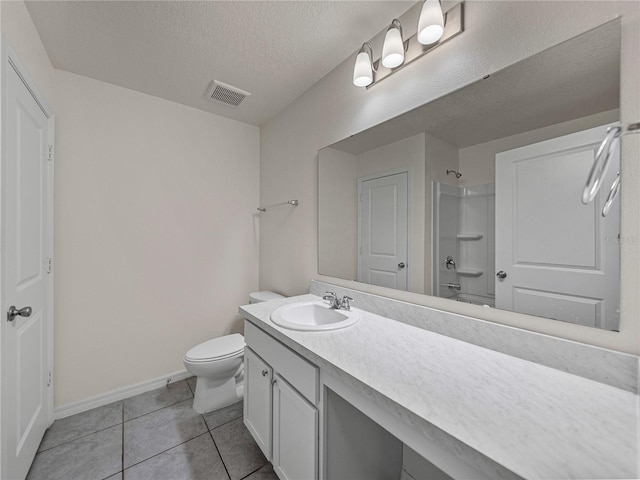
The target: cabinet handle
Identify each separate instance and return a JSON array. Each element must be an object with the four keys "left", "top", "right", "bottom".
[{"left": 262, "top": 369, "right": 268, "bottom": 377}]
